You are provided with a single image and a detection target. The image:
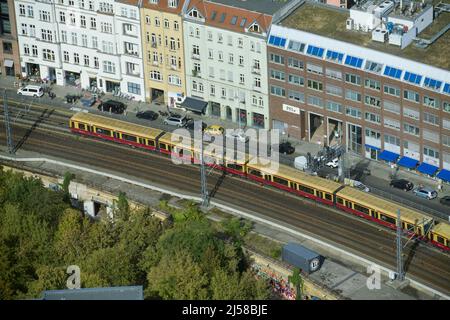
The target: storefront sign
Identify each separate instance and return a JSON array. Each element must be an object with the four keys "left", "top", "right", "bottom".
[{"left": 282, "top": 104, "right": 300, "bottom": 115}]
